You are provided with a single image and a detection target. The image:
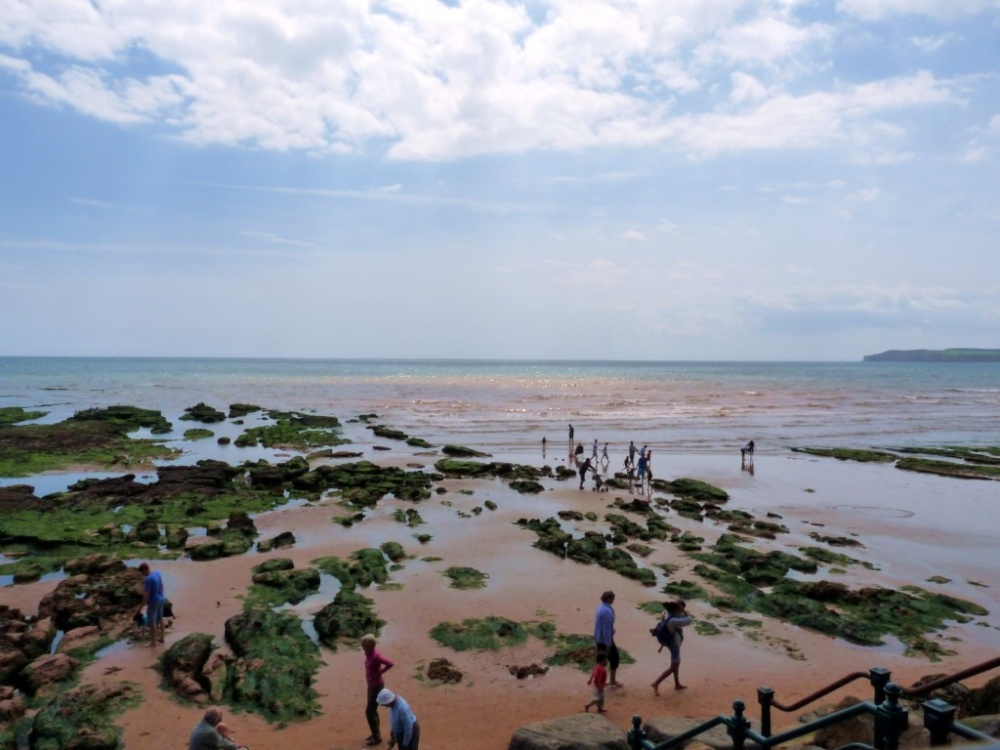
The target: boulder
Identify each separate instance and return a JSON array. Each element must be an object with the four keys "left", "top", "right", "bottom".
[
  {"left": 161, "top": 633, "right": 215, "bottom": 702},
  {"left": 810, "top": 696, "right": 926, "bottom": 750},
  {"left": 644, "top": 716, "right": 762, "bottom": 750},
  {"left": 0, "top": 693, "right": 25, "bottom": 724},
  {"left": 21, "top": 653, "right": 79, "bottom": 696},
  {"left": 509, "top": 713, "right": 628, "bottom": 750},
  {"left": 57, "top": 625, "right": 102, "bottom": 654}
]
